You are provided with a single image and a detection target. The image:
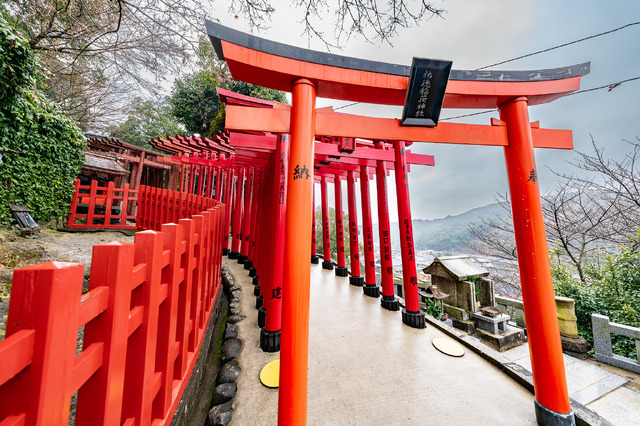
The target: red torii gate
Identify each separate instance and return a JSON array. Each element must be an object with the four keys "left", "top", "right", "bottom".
[
  {"left": 208, "top": 21, "right": 587, "bottom": 425},
  {"left": 211, "top": 93, "right": 436, "bottom": 345}
]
